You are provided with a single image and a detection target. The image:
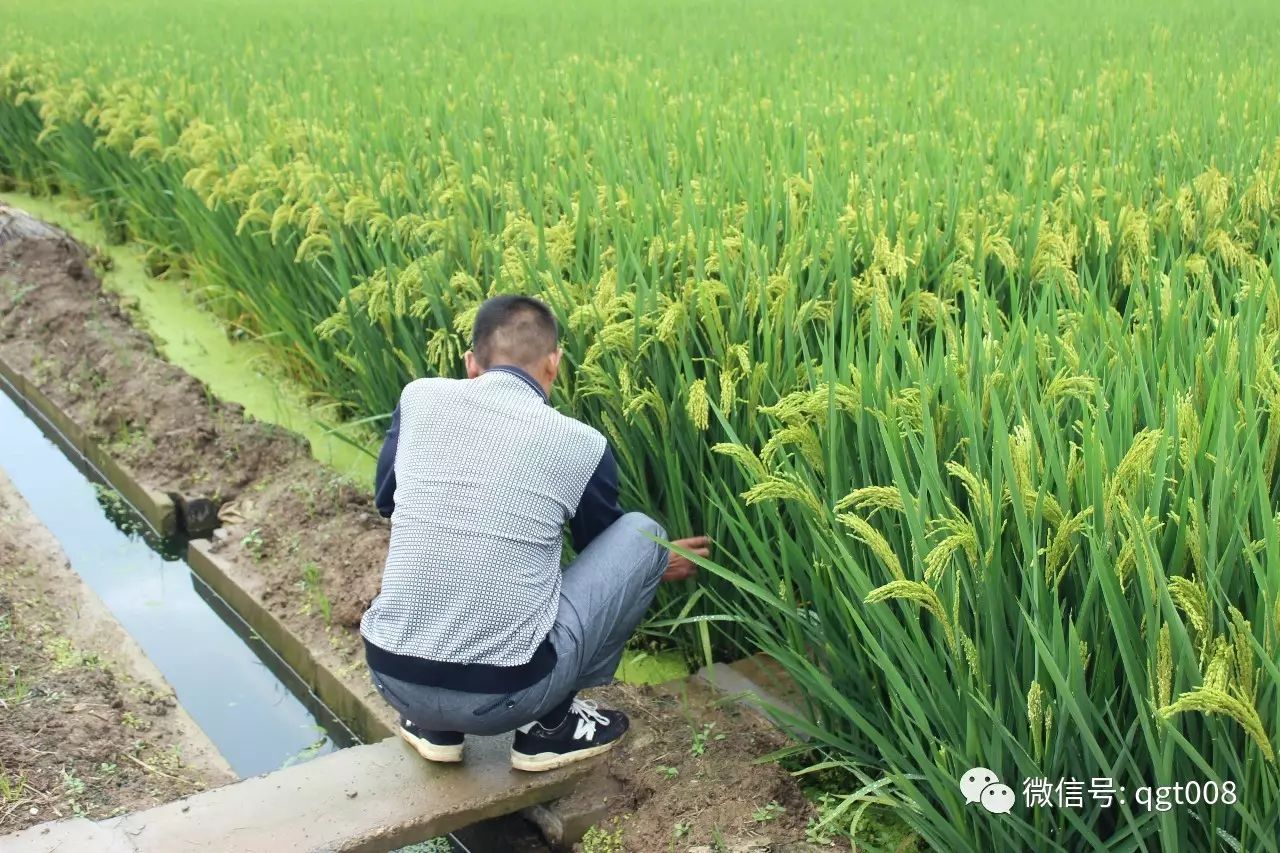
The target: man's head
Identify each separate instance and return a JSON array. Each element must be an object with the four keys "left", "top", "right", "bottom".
[{"left": 464, "top": 295, "right": 561, "bottom": 394}]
